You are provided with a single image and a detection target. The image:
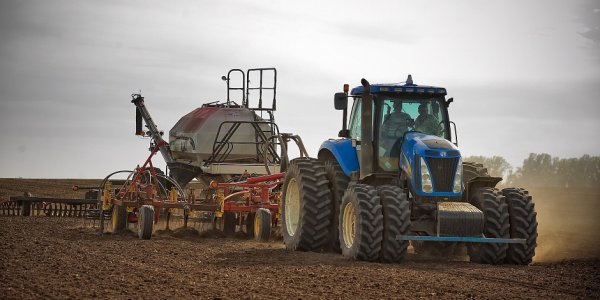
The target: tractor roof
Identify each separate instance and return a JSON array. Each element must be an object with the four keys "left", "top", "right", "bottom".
[
  {"left": 350, "top": 83, "right": 447, "bottom": 96},
  {"left": 350, "top": 75, "right": 446, "bottom": 96}
]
